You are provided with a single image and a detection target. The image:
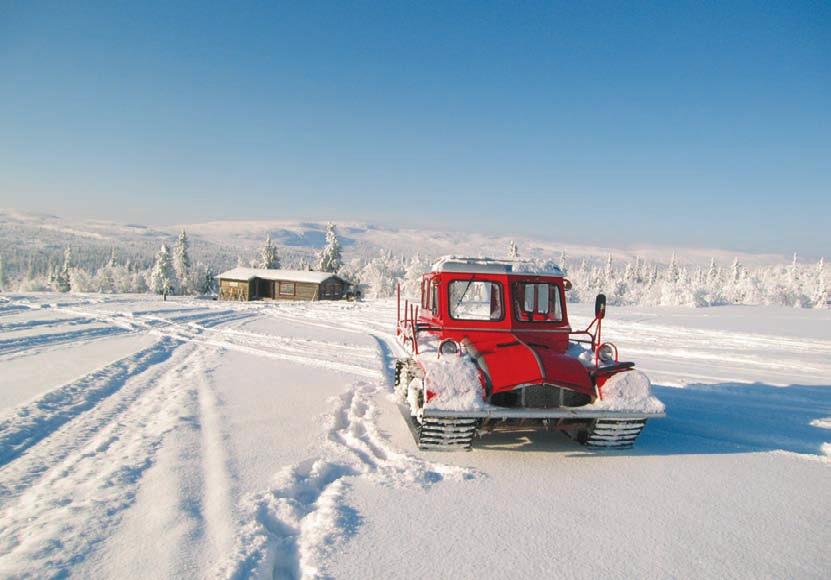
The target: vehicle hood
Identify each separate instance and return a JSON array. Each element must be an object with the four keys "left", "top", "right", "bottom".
[{"left": 464, "top": 334, "right": 594, "bottom": 398}]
